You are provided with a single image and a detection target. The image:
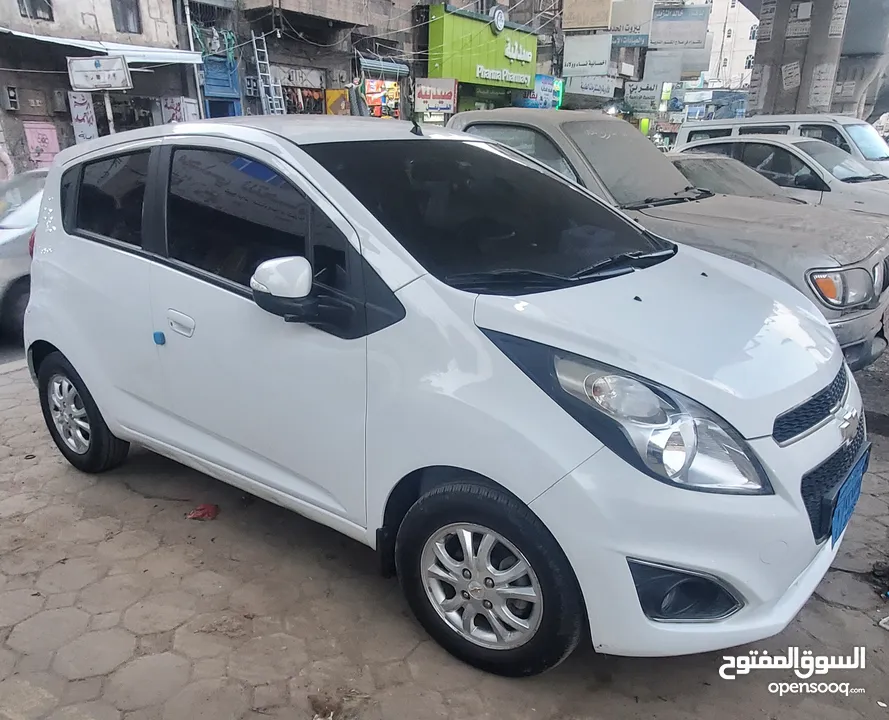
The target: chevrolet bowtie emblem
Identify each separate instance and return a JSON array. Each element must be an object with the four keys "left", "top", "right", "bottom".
[{"left": 838, "top": 407, "right": 859, "bottom": 445}]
